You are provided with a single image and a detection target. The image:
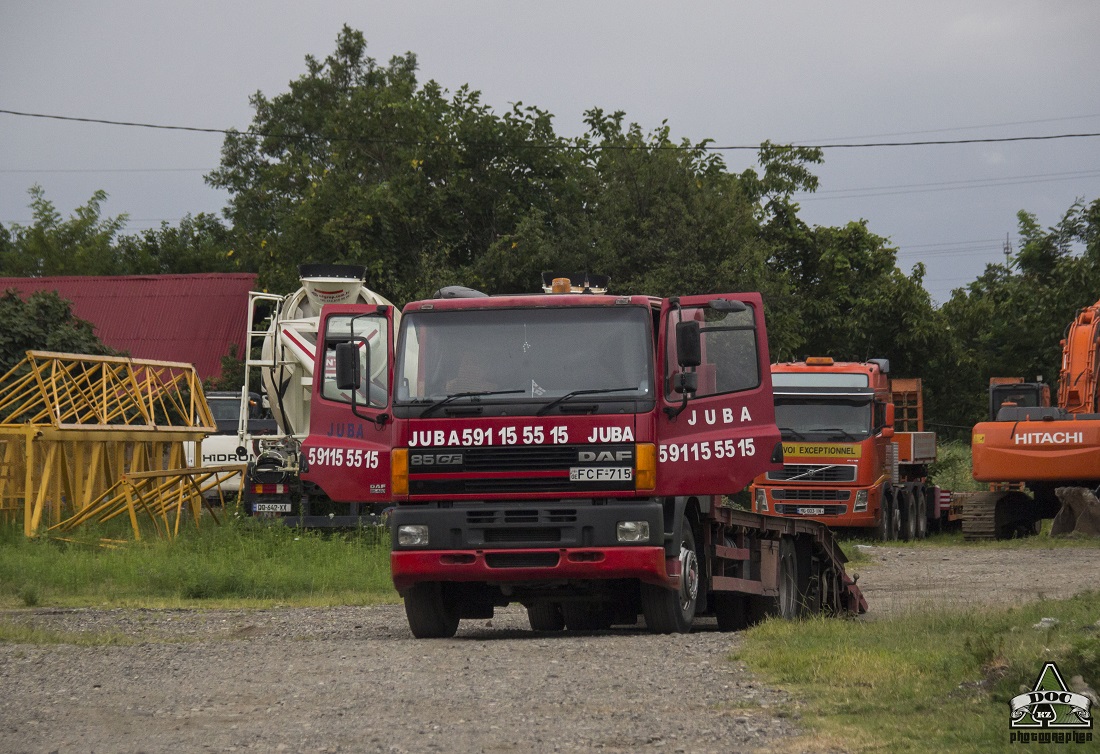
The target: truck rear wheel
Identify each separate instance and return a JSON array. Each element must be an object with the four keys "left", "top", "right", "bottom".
[
  {"left": 899, "top": 489, "right": 917, "bottom": 542},
  {"left": 527, "top": 602, "right": 565, "bottom": 631},
  {"left": 562, "top": 602, "right": 611, "bottom": 631},
  {"left": 641, "top": 515, "right": 699, "bottom": 634},
  {"left": 714, "top": 594, "right": 750, "bottom": 631},
  {"left": 403, "top": 582, "right": 459, "bottom": 639},
  {"left": 776, "top": 536, "right": 804, "bottom": 619},
  {"left": 748, "top": 536, "right": 807, "bottom": 622},
  {"left": 915, "top": 487, "right": 929, "bottom": 539}
]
